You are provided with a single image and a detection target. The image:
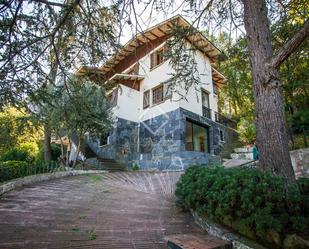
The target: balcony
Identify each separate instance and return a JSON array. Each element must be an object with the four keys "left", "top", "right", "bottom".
[
  {"left": 215, "top": 112, "right": 237, "bottom": 129},
  {"left": 202, "top": 106, "right": 237, "bottom": 129},
  {"left": 202, "top": 106, "right": 211, "bottom": 119}
]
